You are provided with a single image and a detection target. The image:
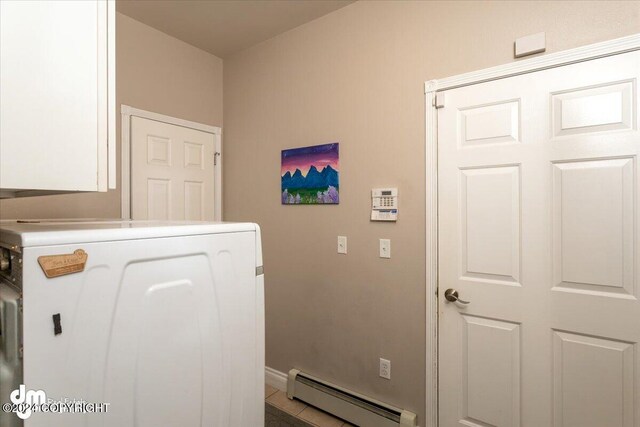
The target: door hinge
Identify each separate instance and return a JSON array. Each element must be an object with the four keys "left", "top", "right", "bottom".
[
  {"left": 434, "top": 92, "right": 445, "bottom": 109},
  {"left": 214, "top": 152, "right": 221, "bottom": 166}
]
